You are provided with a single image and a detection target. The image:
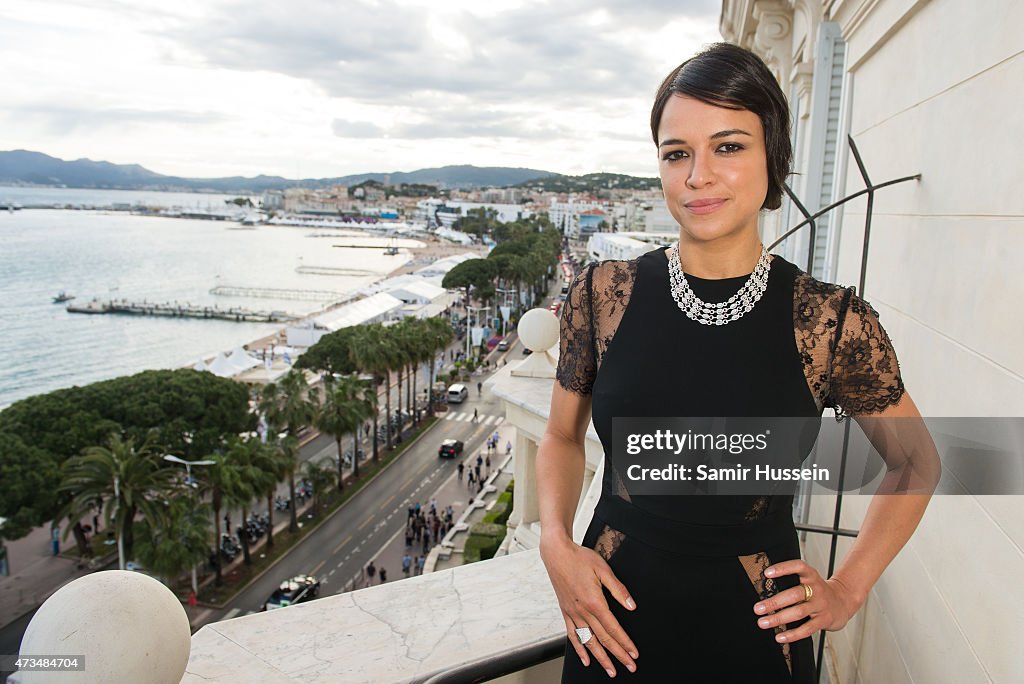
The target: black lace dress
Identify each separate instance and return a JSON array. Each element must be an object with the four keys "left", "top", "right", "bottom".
[{"left": 555, "top": 246, "right": 905, "bottom": 682}]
